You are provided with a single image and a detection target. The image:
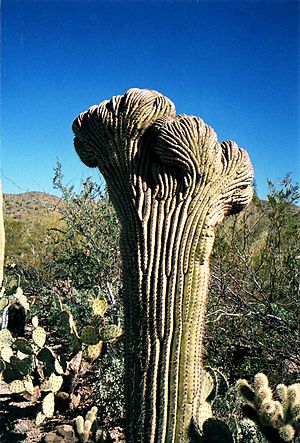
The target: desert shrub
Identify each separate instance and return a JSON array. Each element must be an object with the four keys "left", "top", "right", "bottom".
[
  {"left": 43, "top": 162, "right": 121, "bottom": 296},
  {"left": 205, "top": 175, "right": 300, "bottom": 386},
  {"left": 92, "top": 341, "right": 125, "bottom": 430},
  {"left": 4, "top": 215, "right": 59, "bottom": 284}
]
